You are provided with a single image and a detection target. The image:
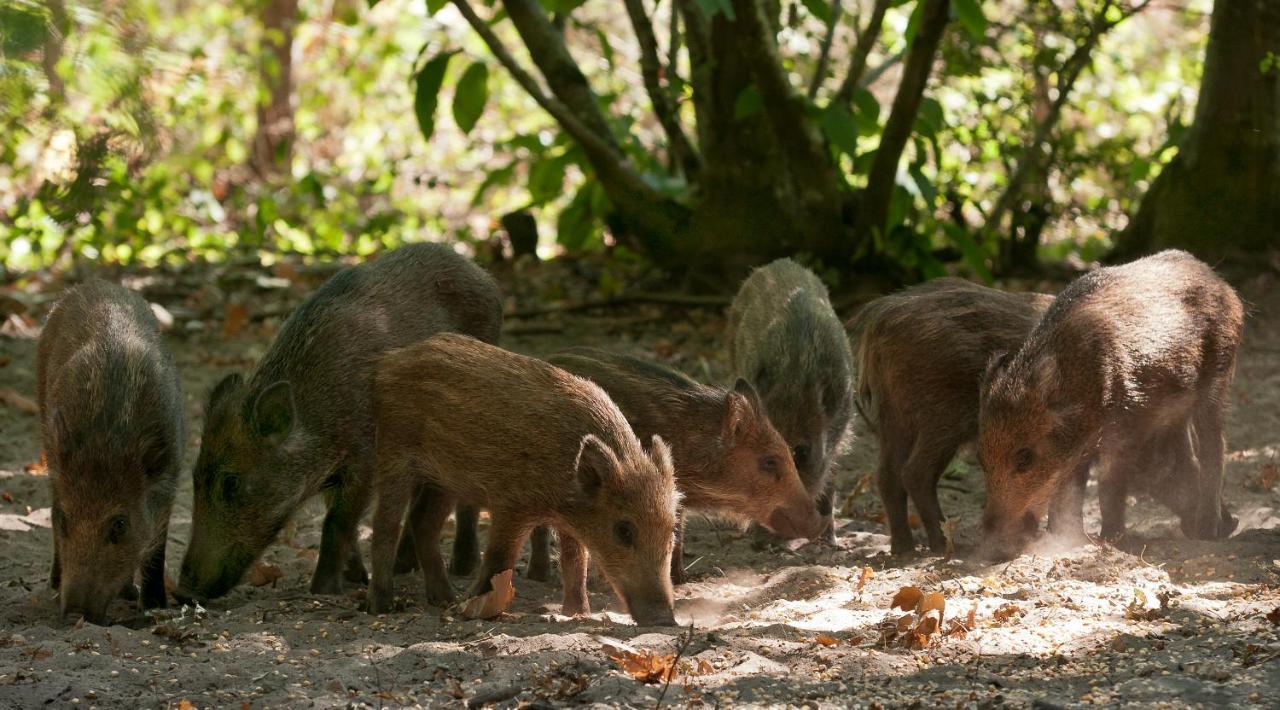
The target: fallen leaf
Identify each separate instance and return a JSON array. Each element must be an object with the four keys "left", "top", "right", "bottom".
[
  {"left": 460, "top": 569, "right": 516, "bottom": 620},
  {"left": 890, "top": 586, "right": 923, "bottom": 612},
  {"left": 248, "top": 563, "right": 283, "bottom": 588},
  {"left": 1, "top": 491, "right": 12, "bottom": 503},
  {"left": 907, "top": 514, "right": 922, "bottom": 528},
  {"left": 610, "top": 649, "right": 677, "bottom": 684},
  {"left": 177, "top": 701, "right": 195, "bottom": 710},
  {"left": 918, "top": 591, "right": 946, "bottom": 624},
  {"left": 914, "top": 616, "right": 939, "bottom": 637},
  {"left": 856, "top": 566, "right": 873, "bottom": 591},
  {"left": 1258, "top": 462, "right": 1279, "bottom": 491},
  {"left": 992, "top": 602, "right": 1024, "bottom": 623},
  {"left": 222, "top": 302, "right": 249, "bottom": 340},
  {"left": 0, "top": 389, "right": 38, "bottom": 415},
  {"left": 895, "top": 613, "right": 915, "bottom": 633},
  {"left": 814, "top": 634, "right": 839, "bottom": 647},
  {"left": 1265, "top": 607, "right": 1279, "bottom": 626},
  {"left": 24, "top": 452, "right": 47, "bottom": 476}
]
